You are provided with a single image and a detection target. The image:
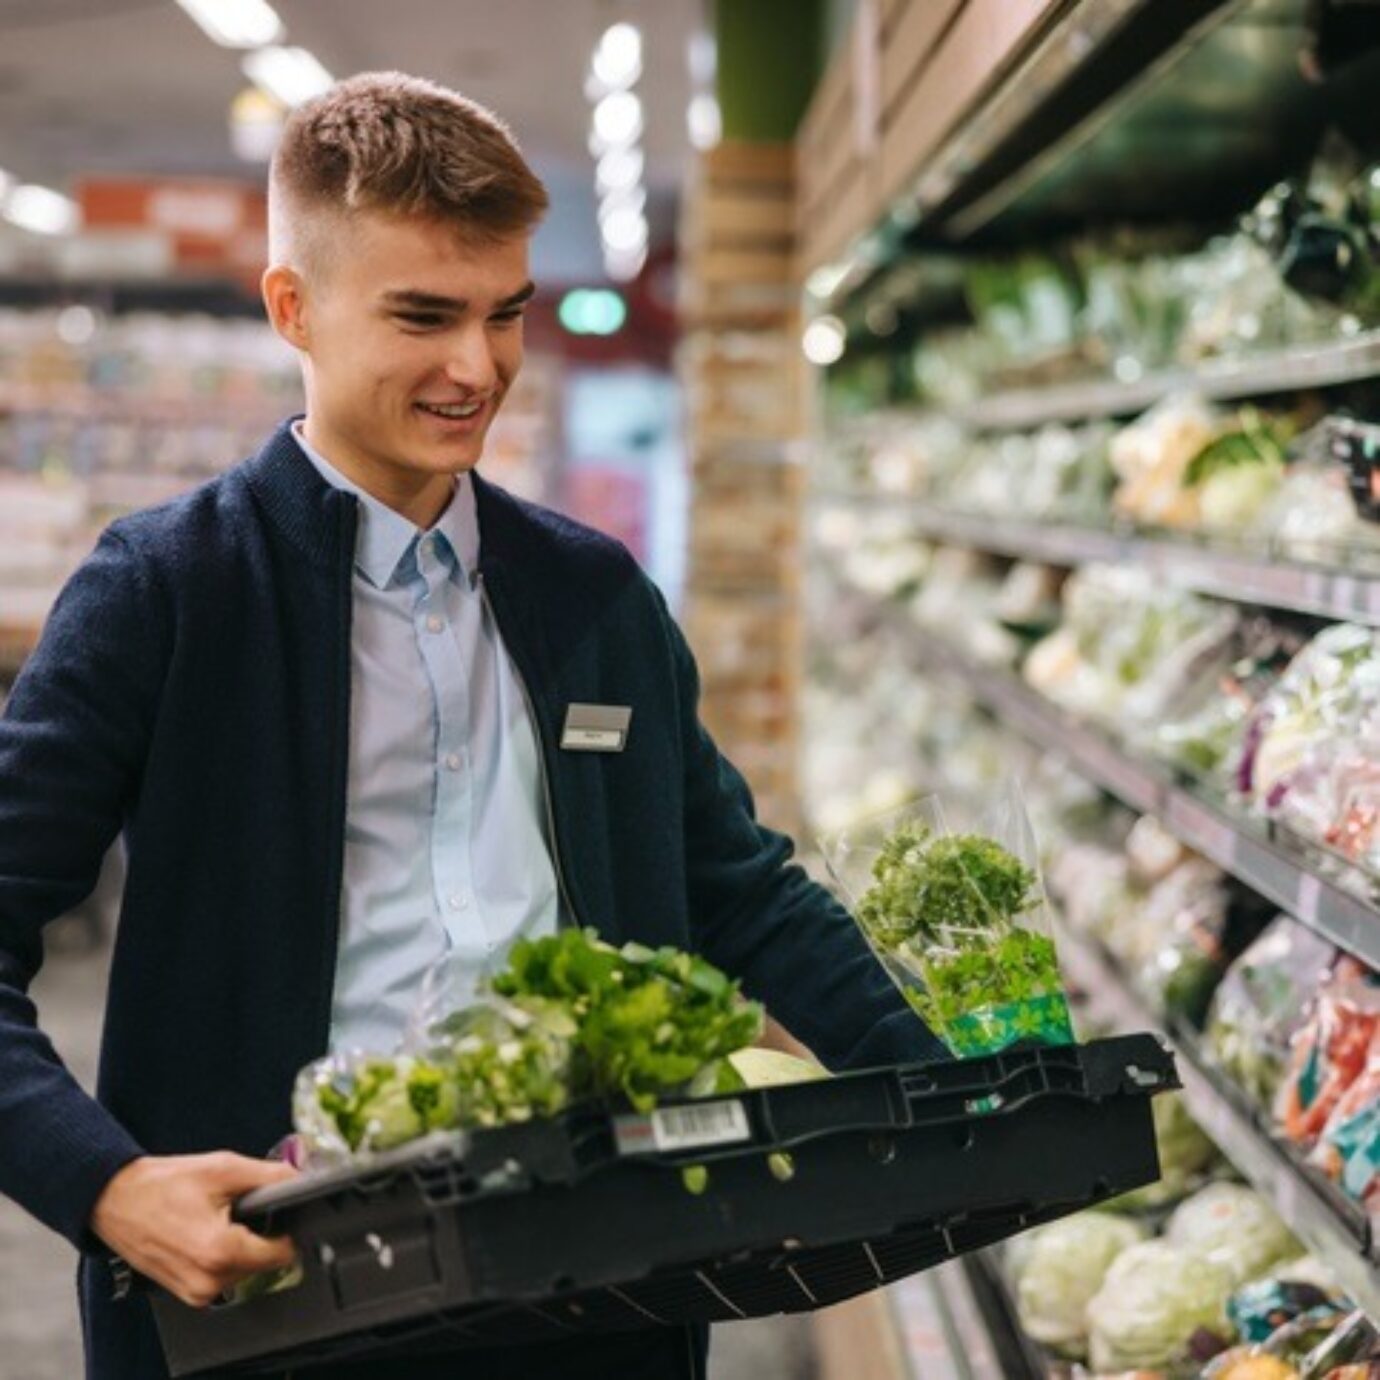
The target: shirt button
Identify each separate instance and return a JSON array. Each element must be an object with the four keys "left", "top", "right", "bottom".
[
  {"left": 444, "top": 753, "right": 462, "bottom": 772},
  {"left": 425, "top": 615, "right": 444, "bottom": 633},
  {"left": 447, "top": 894, "right": 468, "bottom": 912}
]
